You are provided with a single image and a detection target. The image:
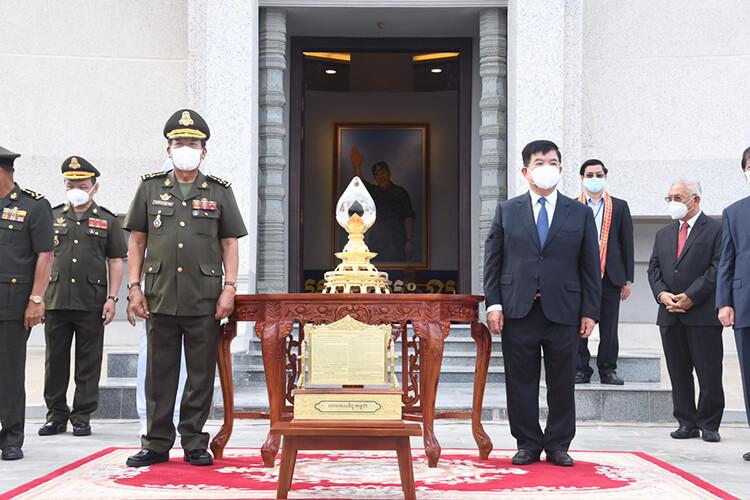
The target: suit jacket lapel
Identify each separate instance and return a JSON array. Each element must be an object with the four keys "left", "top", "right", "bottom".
[
  {"left": 543, "top": 195, "right": 571, "bottom": 248},
  {"left": 677, "top": 214, "right": 706, "bottom": 264},
  {"left": 519, "top": 193, "right": 541, "bottom": 251}
]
